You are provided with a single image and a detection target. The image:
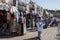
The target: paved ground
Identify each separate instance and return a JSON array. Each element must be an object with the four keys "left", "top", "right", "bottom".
[{"left": 0, "top": 27, "right": 58, "bottom": 40}]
